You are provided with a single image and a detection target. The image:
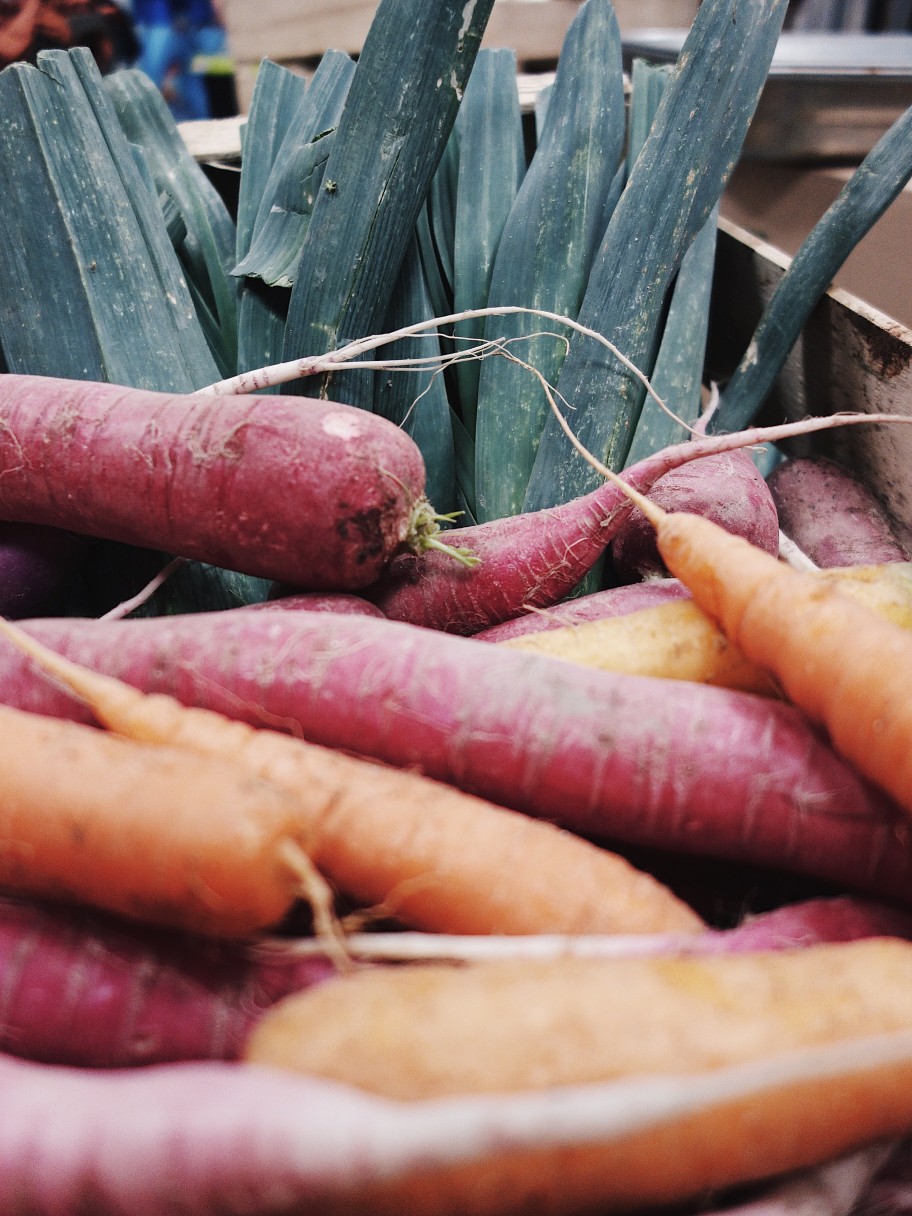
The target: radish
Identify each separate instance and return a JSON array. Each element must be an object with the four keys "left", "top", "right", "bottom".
[
  {"left": 0, "top": 895, "right": 335, "bottom": 1068},
  {"left": 3, "top": 610, "right": 910, "bottom": 906},
  {"left": 367, "top": 427, "right": 795, "bottom": 634},
  {"left": 0, "top": 374, "right": 431, "bottom": 590}
]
